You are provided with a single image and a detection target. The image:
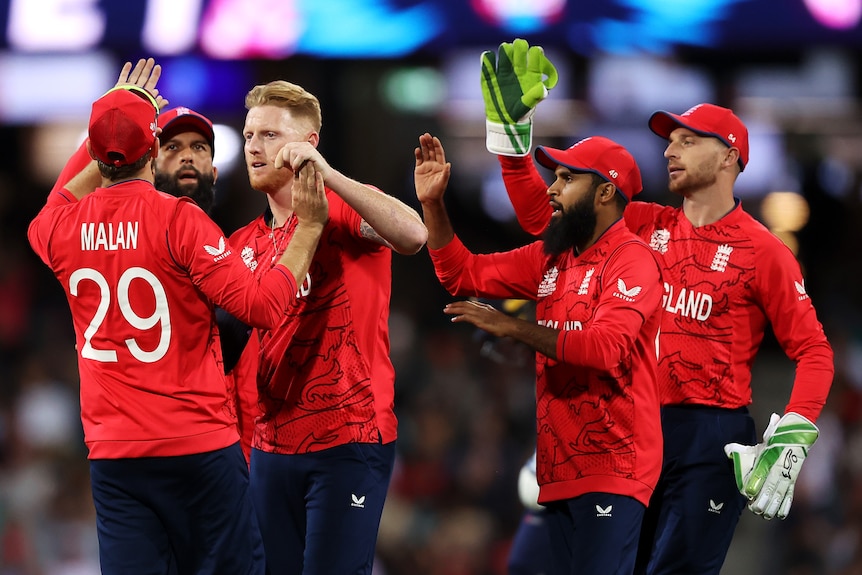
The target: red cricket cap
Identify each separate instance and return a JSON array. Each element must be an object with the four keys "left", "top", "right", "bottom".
[
  {"left": 88, "top": 89, "right": 158, "bottom": 167},
  {"left": 158, "top": 106, "right": 215, "bottom": 156},
  {"left": 535, "top": 136, "right": 643, "bottom": 201},
  {"left": 648, "top": 103, "right": 749, "bottom": 171}
]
